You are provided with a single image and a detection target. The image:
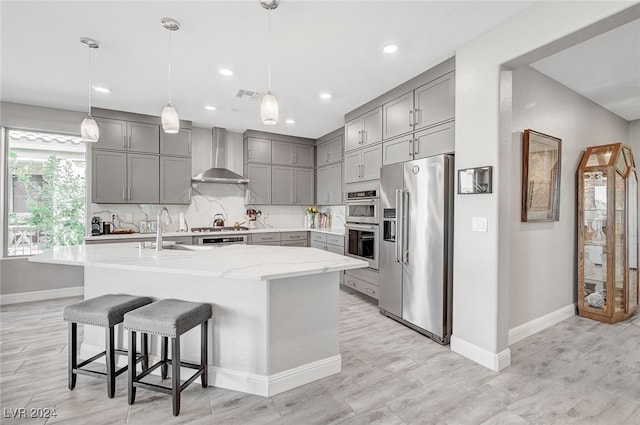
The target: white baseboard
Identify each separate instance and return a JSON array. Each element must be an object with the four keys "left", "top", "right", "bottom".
[
  {"left": 0, "top": 286, "right": 83, "bottom": 305},
  {"left": 450, "top": 335, "right": 511, "bottom": 372},
  {"left": 508, "top": 303, "right": 576, "bottom": 346}
]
